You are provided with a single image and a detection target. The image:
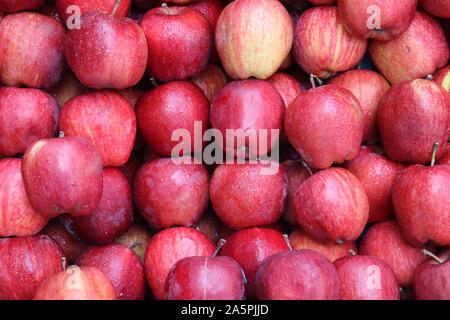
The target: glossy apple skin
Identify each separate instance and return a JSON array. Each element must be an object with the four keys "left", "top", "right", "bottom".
[
  {"left": 220, "top": 227, "right": 289, "bottom": 299},
  {"left": 437, "top": 144, "right": 450, "bottom": 165},
  {"left": 0, "top": 12, "right": 65, "bottom": 89},
  {"left": 285, "top": 85, "right": 363, "bottom": 170},
  {"left": 210, "top": 79, "right": 285, "bottom": 158},
  {"left": 59, "top": 90, "right": 136, "bottom": 167},
  {"left": 293, "top": 6, "right": 367, "bottom": 79},
  {"left": 144, "top": 227, "right": 216, "bottom": 300},
  {"left": 140, "top": 6, "right": 212, "bottom": 82},
  {"left": 21, "top": 136, "right": 103, "bottom": 219},
  {"left": 337, "top": 0, "right": 417, "bottom": 41},
  {"left": 215, "top": 0, "right": 293, "bottom": 80},
  {"left": 334, "top": 255, "right": 400, "bottom": 300},
  {"left": 55, "top": 0, "right": 131, "bottom": 24},
  {"left": 135, "top": 158, "right": 209, "bottom": 230},
  {"left": 33, "top": 266, "right": 117, "bottom": 300},
  {"left": 0, "top": 87, "right": 59, "bottom": 157},
  {"left": 0, "top": 235, "right": 64, "bottom": 300},
  {"left": 136, "top": 81, "right": 209, "bottom": 157},
  {"left": 76, "top": 244, "right": 146, "bottom": 300},
  {"left": 189, "top": 0, "right": 224, "bottom": 32},
  {"left": 267, "top": 72, "right": 303, "bottom": 109},
  {"left": 294, "top": 167, "right": 369, "bottom": 242},
  {"left": 0, "top": 159, "right": 48, "bottom": 237},
  {"left": 360, "top": 220, "right": 434, "bottom": 287},
  {"left": 369, "top": 11, "right": 449, "bottom": 85},
  {"left": 255, "top": 249, "right": 339, "bottom": 300},
  {"left": 114, "top": 224, "right": 152, "bottom": 264},
  {"left": 165, "top": 256, "right": 246, "bottom": 300},
  {"left": 343, "top": 146, "right": 406, "bottom": 224},
  {"left": 189, "top": 63, "right": 228, "bottom": 103},
  {"left": 413, "top": 249, "right": 450, "bottom": 300},
  {"left": 210, "top": 162, "right": 288, "bottom": 230},
  {"left": 289, "top": 229, "right": 357, "bottom": 262},
  {"left": 0, "top": 0, "right": 45, "bottom": 12},
  {"left": 392, "top": 165, "right": 450, "bottom": 247},
  {"left": 48, "top": 69, "right": 86, "bottom": 108},
  {"left": 71, "top": 168, "right": 133, "bottom": 245},
  {"left": 419, "top": 0, "right": 450, "bottom": 19},
  {"left": 329, "top": 70, "right": 390, "bottom": 143},
  {"left": 377, "top": 80, "right": 448, "bottom": 164},
  {"left": 66, "top": 11, "right": 148, "bottom": 90}
]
